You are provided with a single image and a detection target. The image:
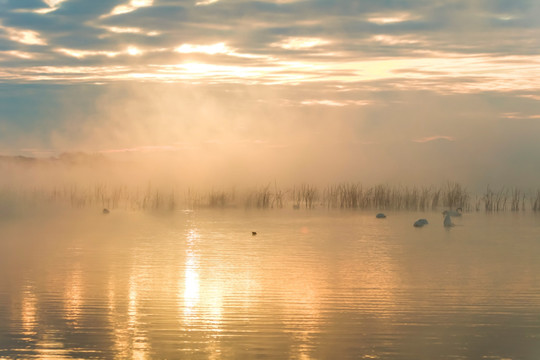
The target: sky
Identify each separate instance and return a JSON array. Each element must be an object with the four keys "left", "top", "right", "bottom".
[{"left": 0, "top": 0, "right": 539, "bottom": 188}]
